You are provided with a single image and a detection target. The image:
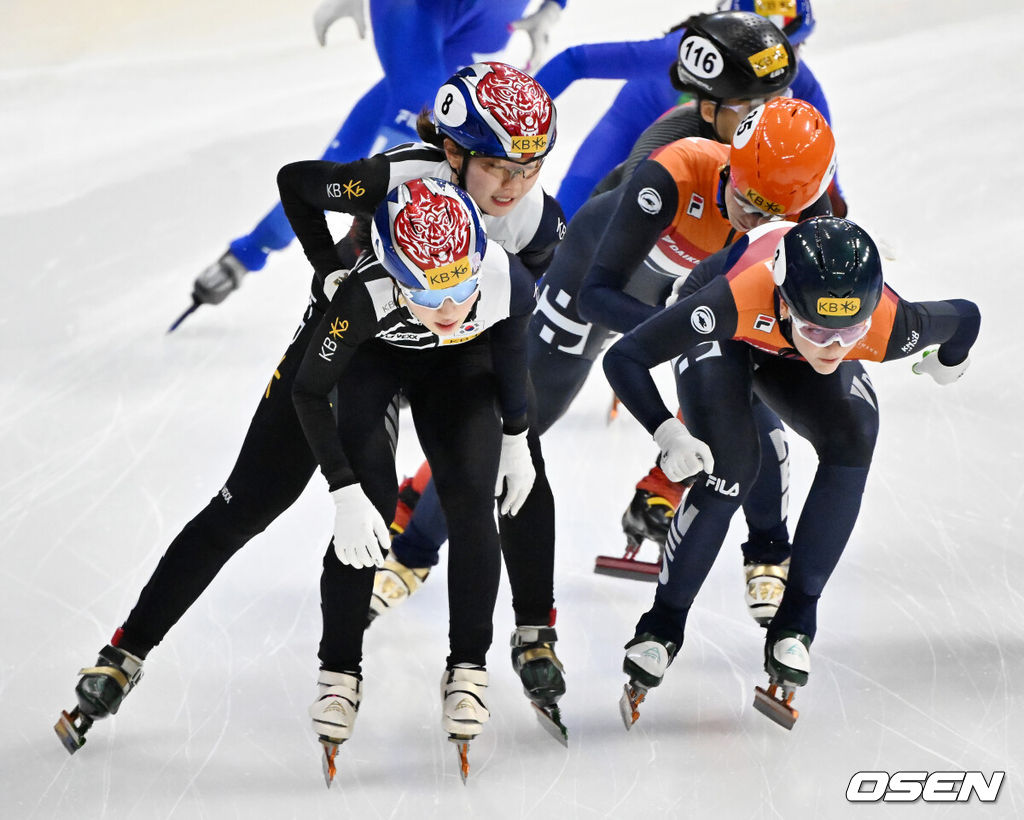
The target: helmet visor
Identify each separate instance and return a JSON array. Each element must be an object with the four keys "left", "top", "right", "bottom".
[
  {"left": 790, "top": 311, "right": 871, "bottom": 348},
  {"left": 399, "top": 276, "right": 480, "bottom": 309}
]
